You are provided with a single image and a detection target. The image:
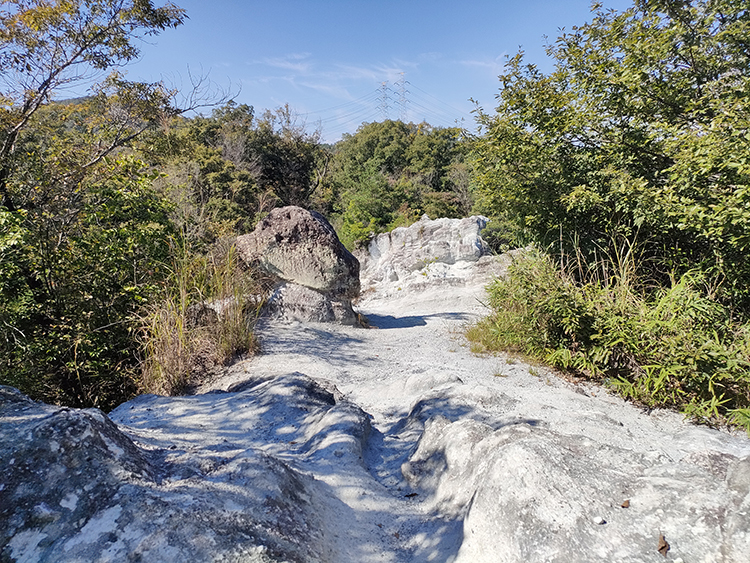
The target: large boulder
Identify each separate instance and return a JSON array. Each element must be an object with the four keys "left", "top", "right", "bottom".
[
  {"left": 236, "top": 206, "right": 359, "bottom": 300},
  {"left": 236, "top": 206, "right": 360, "bottom": 324}
]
